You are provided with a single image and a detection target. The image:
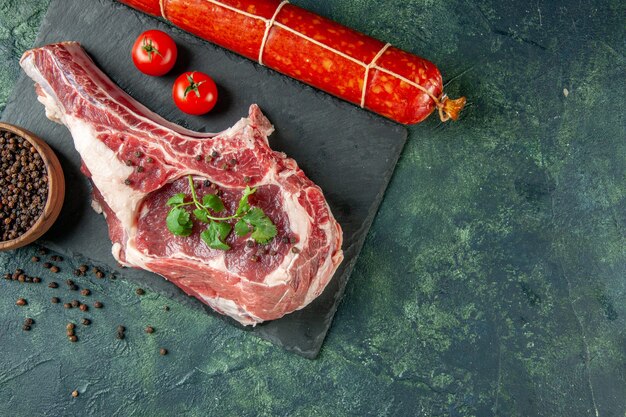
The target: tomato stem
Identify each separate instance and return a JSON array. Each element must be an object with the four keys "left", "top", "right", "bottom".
[
  {"left": 141, "top": 37, "right": 163, "bottom": 62},
  {"left": 184, "top": 72, "right": 206, "bottom": 98}
]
